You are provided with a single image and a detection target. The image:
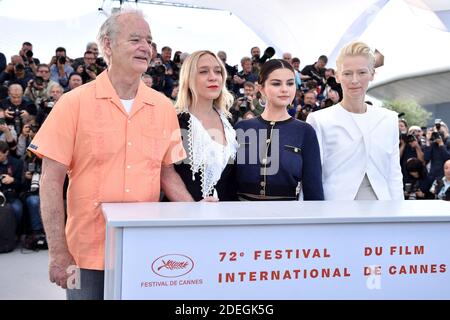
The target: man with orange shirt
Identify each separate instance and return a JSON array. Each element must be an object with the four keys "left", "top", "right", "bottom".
[{"left": 28, "top": 9, "right": 201, "bottom": 300}]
